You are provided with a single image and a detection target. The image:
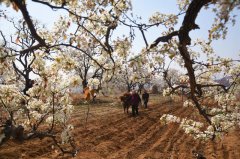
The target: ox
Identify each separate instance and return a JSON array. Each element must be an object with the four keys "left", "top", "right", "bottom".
[{"left": 119, "top": 93, "right": 132, "bottom": 113}]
